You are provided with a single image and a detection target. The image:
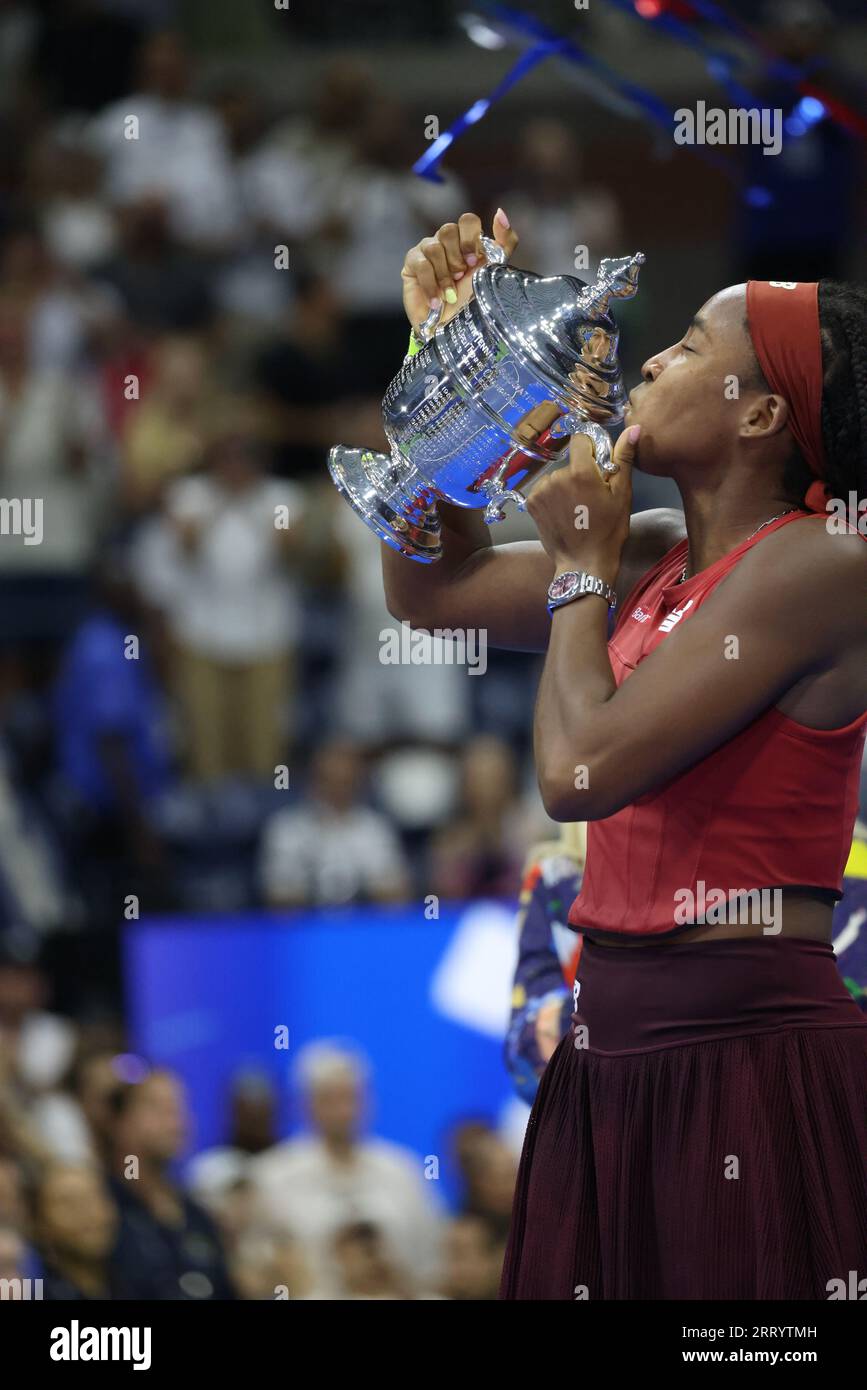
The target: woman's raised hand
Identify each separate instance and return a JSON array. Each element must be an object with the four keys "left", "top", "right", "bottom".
[{"left": 400, "top": 208, "right": 518, "bottom": 331}]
